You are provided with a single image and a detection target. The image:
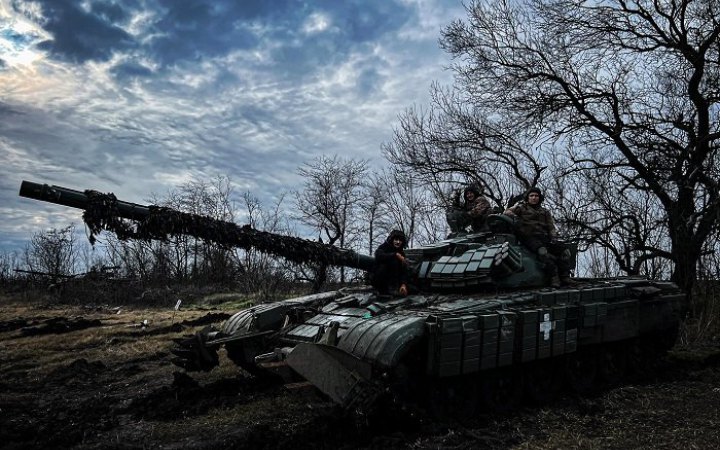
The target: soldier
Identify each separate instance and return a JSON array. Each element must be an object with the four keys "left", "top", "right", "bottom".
[
  {"left": 504, "top": 187, "right": 572, "bottom": 287},
  {"left": 372, "top": 229, "right": 409, "bottom": 296},
  {"left": 446, "top": 184, "right": 492, "bottom": 233}
]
